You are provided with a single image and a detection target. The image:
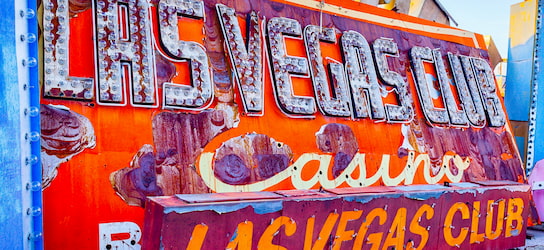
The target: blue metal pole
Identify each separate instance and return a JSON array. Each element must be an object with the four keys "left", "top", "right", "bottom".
[
  {"left": 25, "top": 0, "right": 43, "bottom": 247},
  {"left": 0, "top": 0, "right": 43, "bottom": 249}
]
